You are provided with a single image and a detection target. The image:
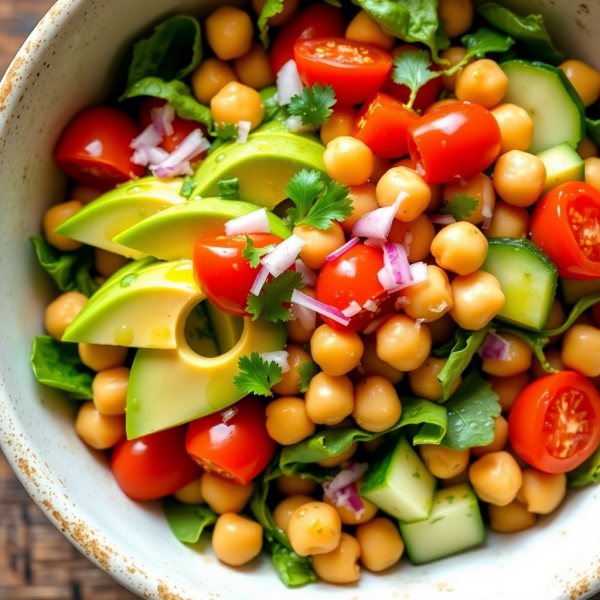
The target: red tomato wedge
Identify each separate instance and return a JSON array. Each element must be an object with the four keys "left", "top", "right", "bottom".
[
  {"left": 353, "top": 93, "right": 419, "bottom": 159},
  {"left": 194, "top": 233, "right": 283, "bottom": 317},
  {"left": 186, "top": 397, "right": 276, "bottom": 485},
  {"left": 294, "top": 38, "right": 393, "bottom": 107},
  {"left": 508, "top": 371, "right": 600, "bottom": 474},
  {"left": 111, "top": 426, "right": 201, "bottom": 501},
  {"left": 530, "top": 181, "right": 600, "bottom": 280},
  {"left": 407, "top": 102, "right": 501, "bottom": 184},
  {"left": 55, "top": 106, "right": 144, "bottom": 190},
  {"left": 269, "top": 3, "right": 346, "bottom": 75}
]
